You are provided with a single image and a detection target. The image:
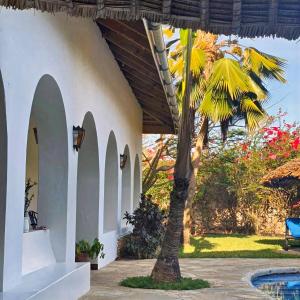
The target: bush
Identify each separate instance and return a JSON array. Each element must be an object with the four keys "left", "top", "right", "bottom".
[
  {"left": 122, "top": 194, "right": 166, "bottom": 259},
  {"left": 120, "top": 276, "right": 210, "bottom": 290}
]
